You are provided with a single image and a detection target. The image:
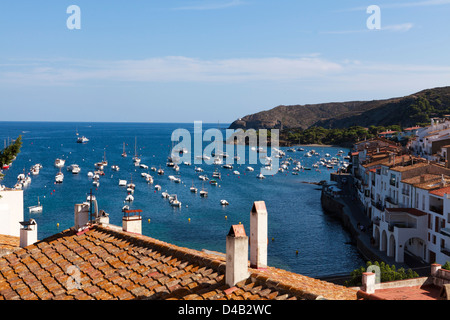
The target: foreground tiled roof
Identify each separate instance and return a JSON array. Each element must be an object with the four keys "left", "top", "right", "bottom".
[
  {"left": 0, "top": 234, "right": 20, "bottom": 258},
  {"left": 0, "top": 225, "right": 357, "bottom": 300}
]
